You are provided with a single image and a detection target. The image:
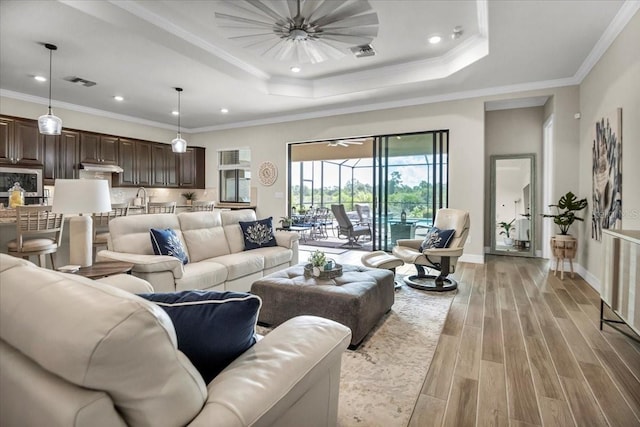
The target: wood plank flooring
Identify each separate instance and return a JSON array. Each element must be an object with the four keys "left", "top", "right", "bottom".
[{"left": 308, "top": 248, "right": 640, "bottom": 427}]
